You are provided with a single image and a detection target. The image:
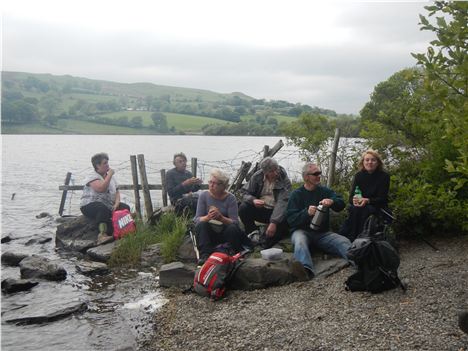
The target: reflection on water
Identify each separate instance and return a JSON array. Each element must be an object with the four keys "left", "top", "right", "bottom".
[{"left": 2, "top": 135, "right": 300, "bottom": 350}]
